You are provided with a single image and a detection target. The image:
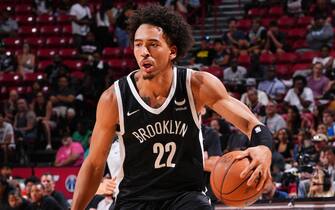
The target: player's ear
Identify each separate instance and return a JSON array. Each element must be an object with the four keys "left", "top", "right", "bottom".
[{"left": 170, "top": 46, "right": 177, "bottom": 60}]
